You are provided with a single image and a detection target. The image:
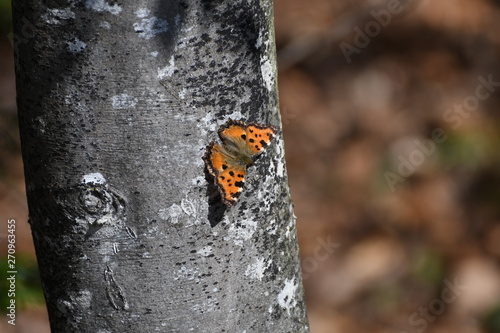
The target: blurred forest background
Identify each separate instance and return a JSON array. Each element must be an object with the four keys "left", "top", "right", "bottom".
[{"left": 1, "top": 0, "right": 500, "bottom": 332}]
